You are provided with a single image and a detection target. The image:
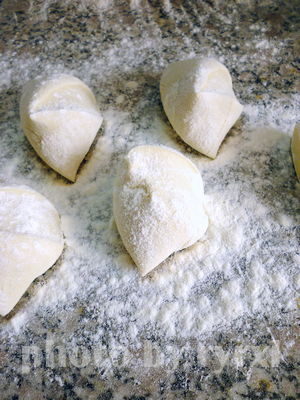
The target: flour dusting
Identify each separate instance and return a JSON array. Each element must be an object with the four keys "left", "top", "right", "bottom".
[
  {"left": 0, "top": 24, "right": 298, "bottom": 360},
  {"left": 0, "top": 96, "right": 298, "bottom": 347}
]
